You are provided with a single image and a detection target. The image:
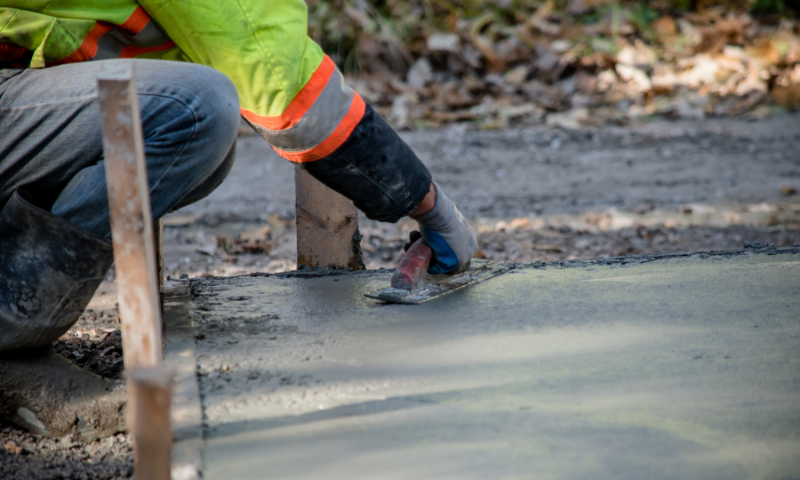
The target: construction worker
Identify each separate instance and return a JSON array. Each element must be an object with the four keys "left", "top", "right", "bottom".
[{"left": 0, "top": 1, "right": 477, "bottom": 439}]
